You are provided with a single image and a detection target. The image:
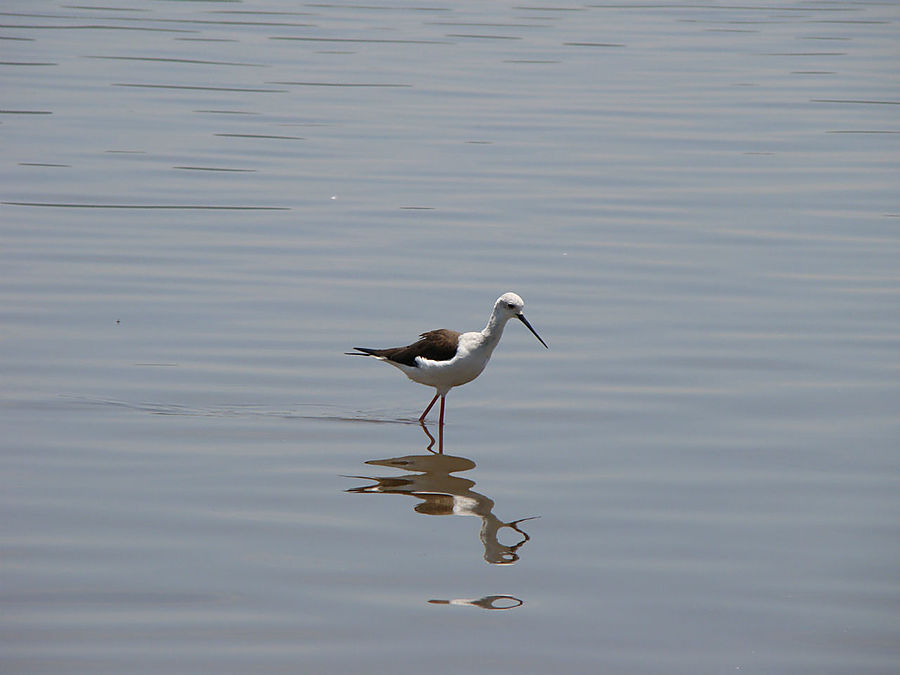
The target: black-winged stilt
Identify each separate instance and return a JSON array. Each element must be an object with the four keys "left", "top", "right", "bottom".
[{"left": 347, "top": 292, "right": 548, "bottom": 426}]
